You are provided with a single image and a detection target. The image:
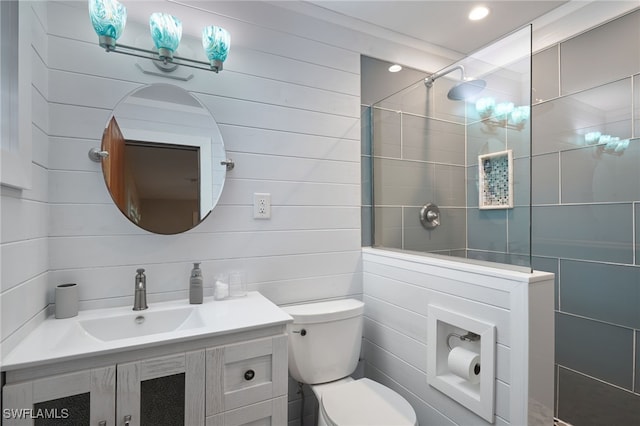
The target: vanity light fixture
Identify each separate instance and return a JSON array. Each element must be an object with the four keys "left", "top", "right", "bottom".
[
  {"left": 88, "top": 0, "right": 230, "bottom": 73},
  {"left": 584, "top": 131, "right": 630, "bottom": 155},
  {"left": 475, "top": 97, "right": 530, "bottom": 132}
]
